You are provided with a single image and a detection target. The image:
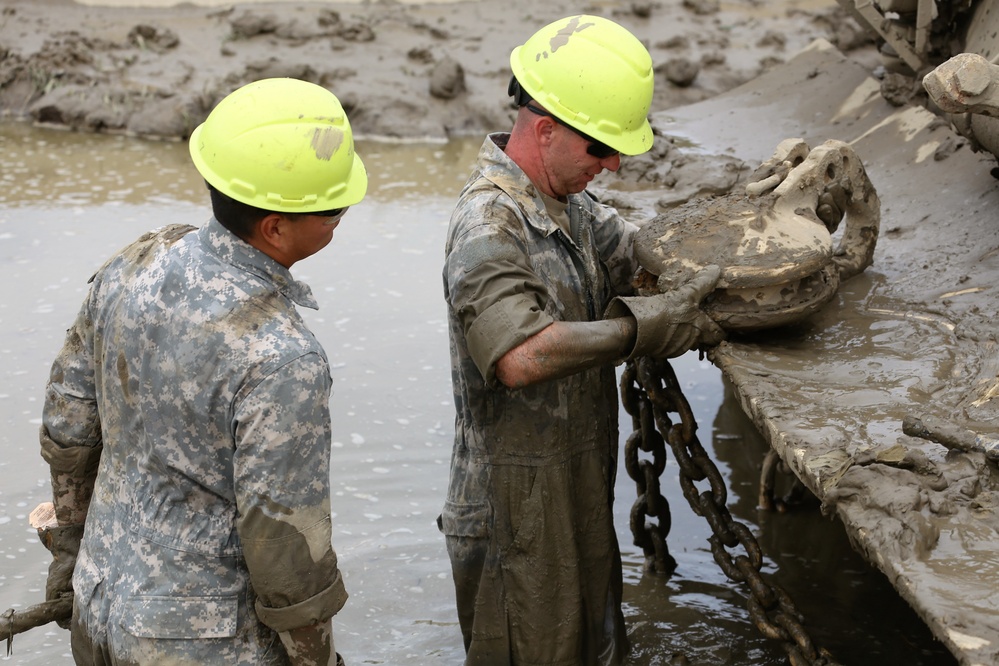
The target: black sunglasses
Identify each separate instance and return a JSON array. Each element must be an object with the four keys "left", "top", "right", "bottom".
[
  {"left": 524, "top": 104, "right": 619, "bottom": 159},
  {"left": 311, "top": 207, "right": 346, "bottom": 218}
]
